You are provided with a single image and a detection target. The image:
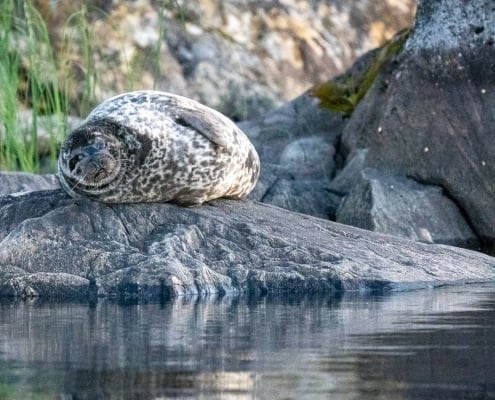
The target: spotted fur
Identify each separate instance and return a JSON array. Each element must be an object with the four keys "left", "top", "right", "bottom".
[{"left": 58, "top": 91, "right": 260, "bottom": 205}]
